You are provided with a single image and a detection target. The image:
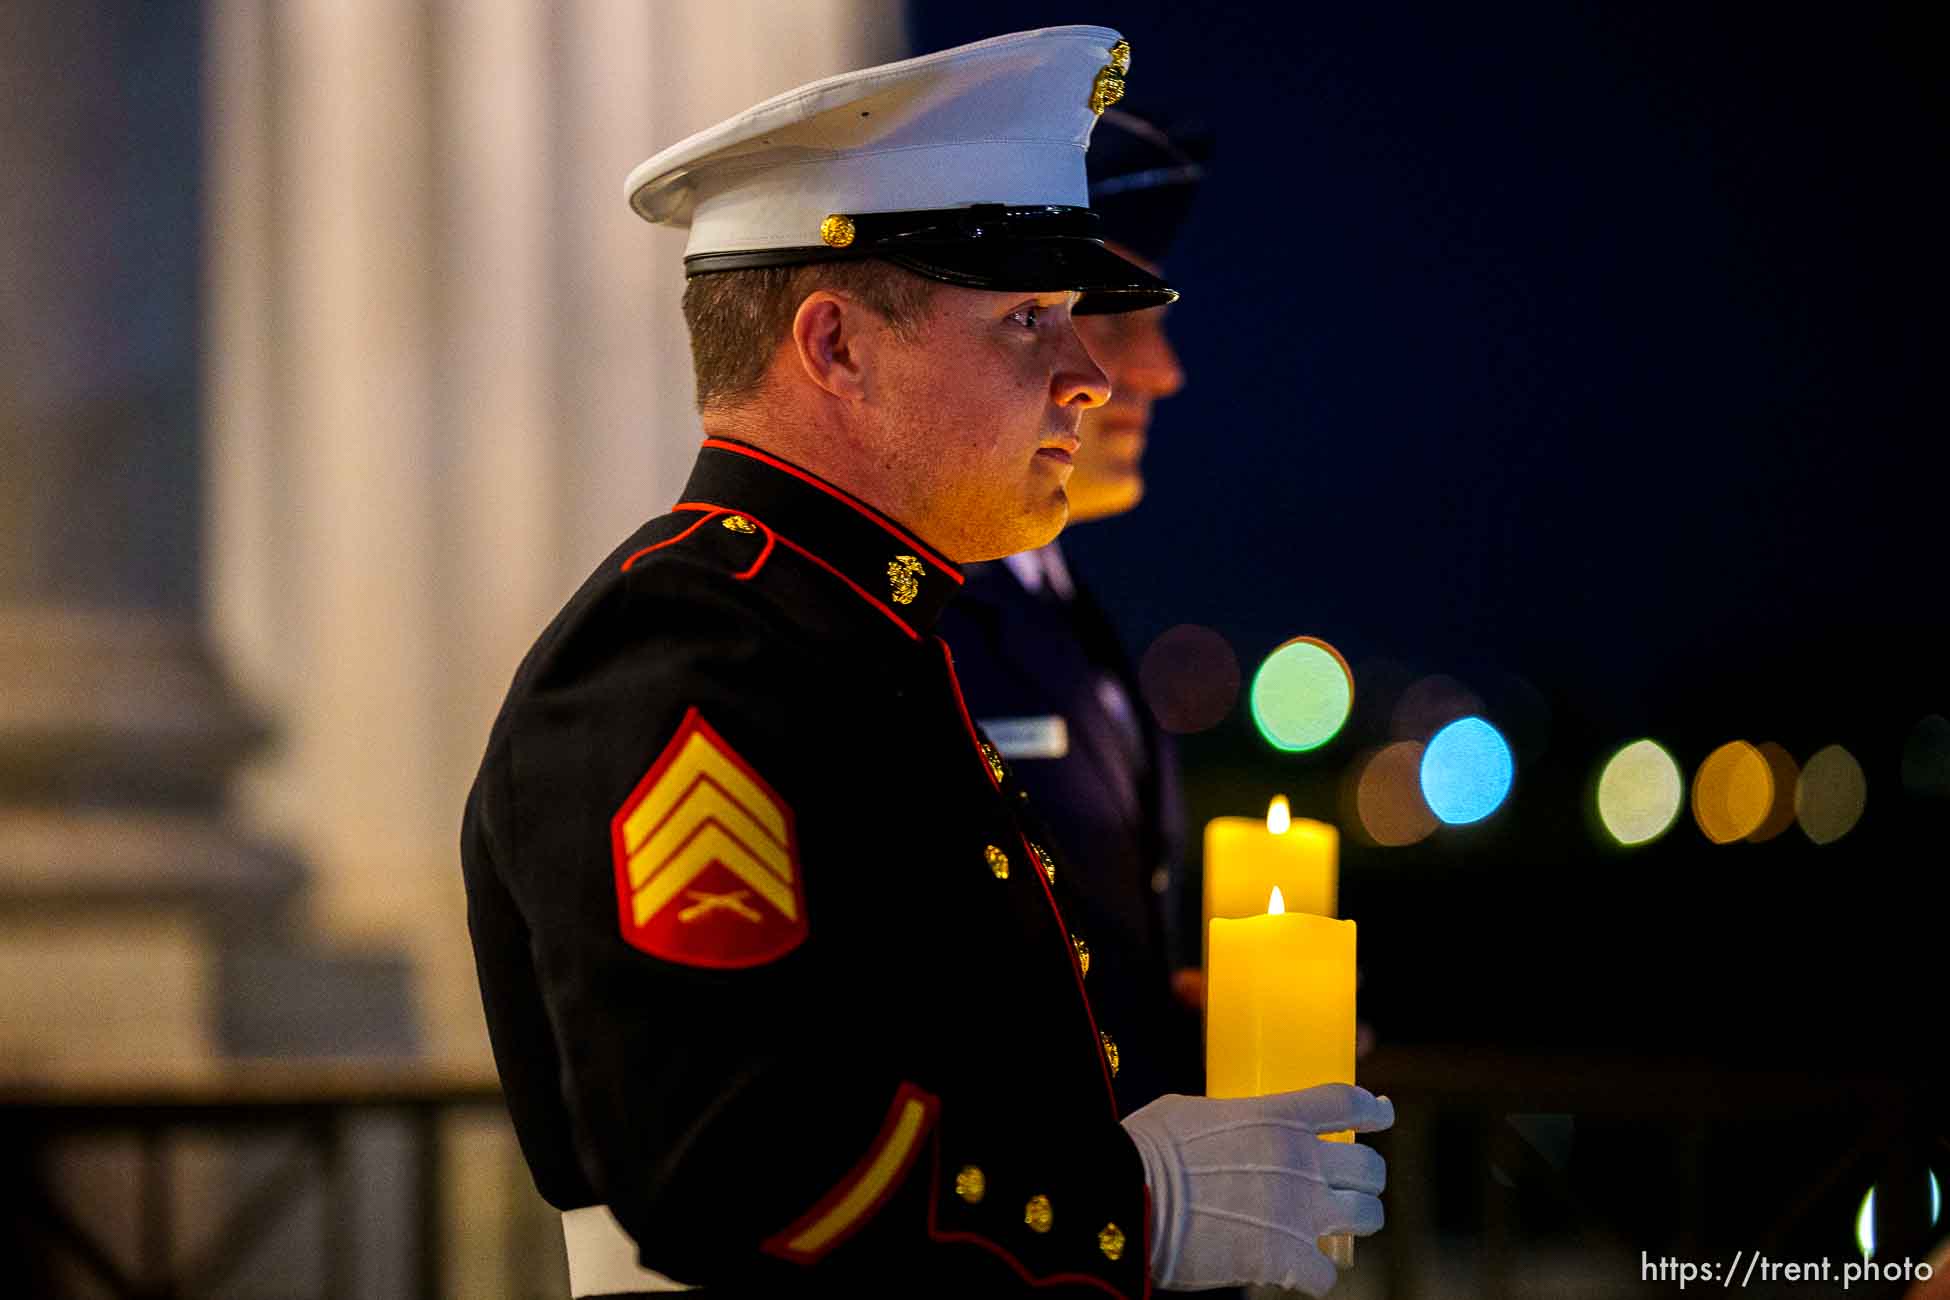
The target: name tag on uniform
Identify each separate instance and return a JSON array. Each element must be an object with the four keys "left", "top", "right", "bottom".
[{"left": 977, "top": 715, "right": 1070, "bottom": 760}]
